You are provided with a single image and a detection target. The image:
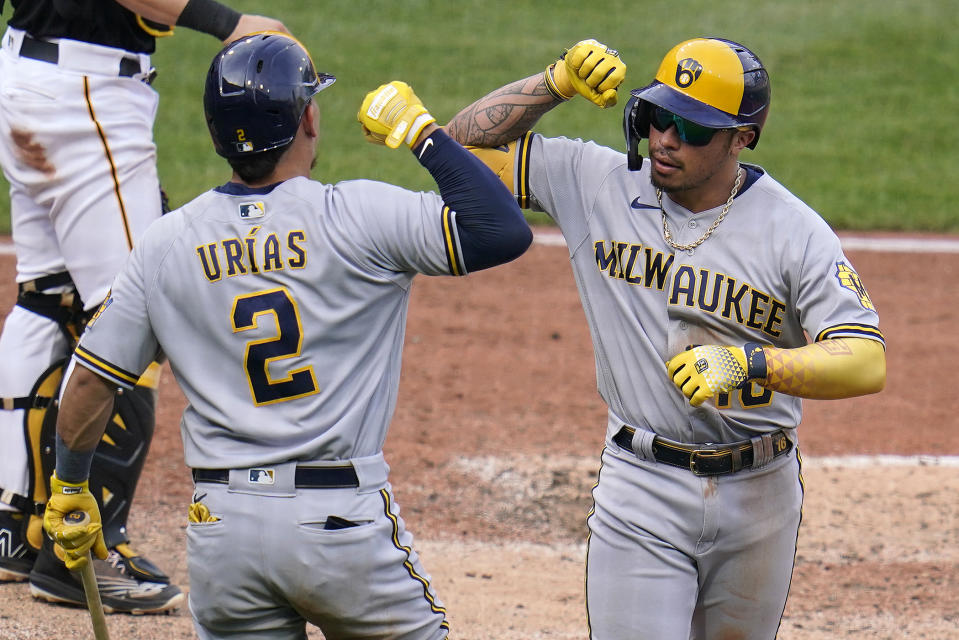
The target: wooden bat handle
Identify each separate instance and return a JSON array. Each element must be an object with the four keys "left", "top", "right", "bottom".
[
  {"left": 66, "top": 511, "right": 110, "bottom": 640},
  {"left": 79, "top": 554, "right": 110, "bottom": 640}
]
